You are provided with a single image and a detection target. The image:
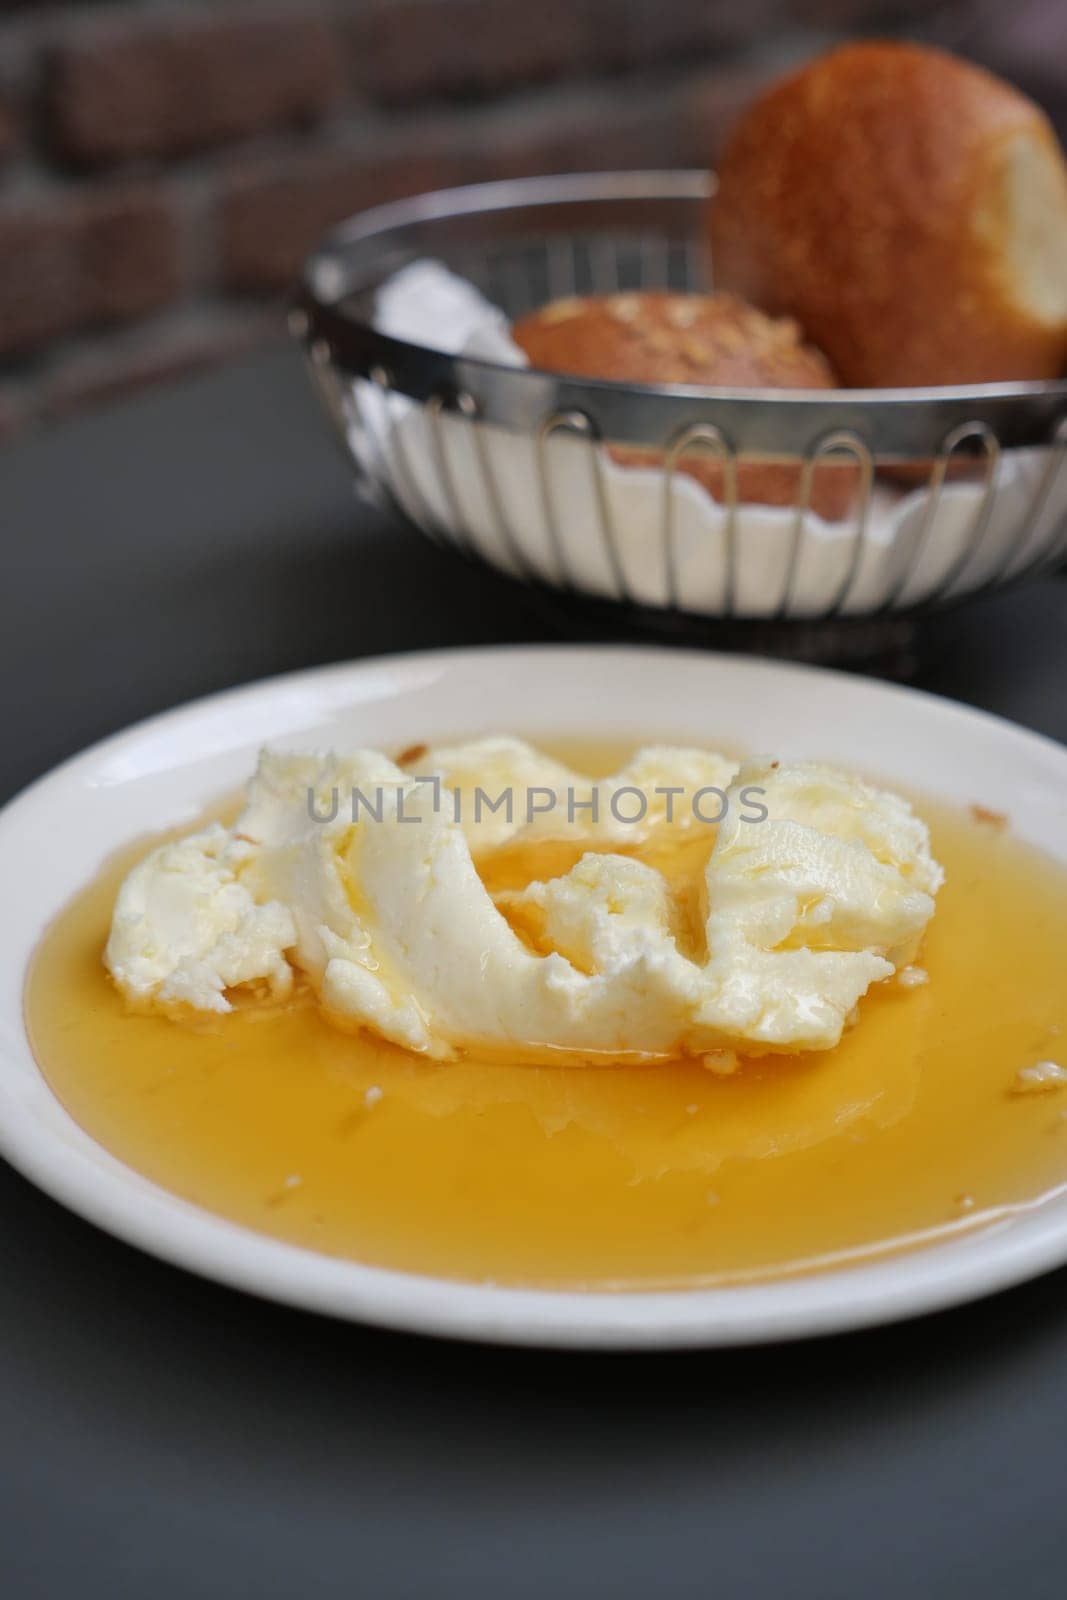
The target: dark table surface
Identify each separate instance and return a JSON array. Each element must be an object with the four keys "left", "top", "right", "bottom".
[{"left": 3, "top": 346, "right": 1067, "bottom": 1599}]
